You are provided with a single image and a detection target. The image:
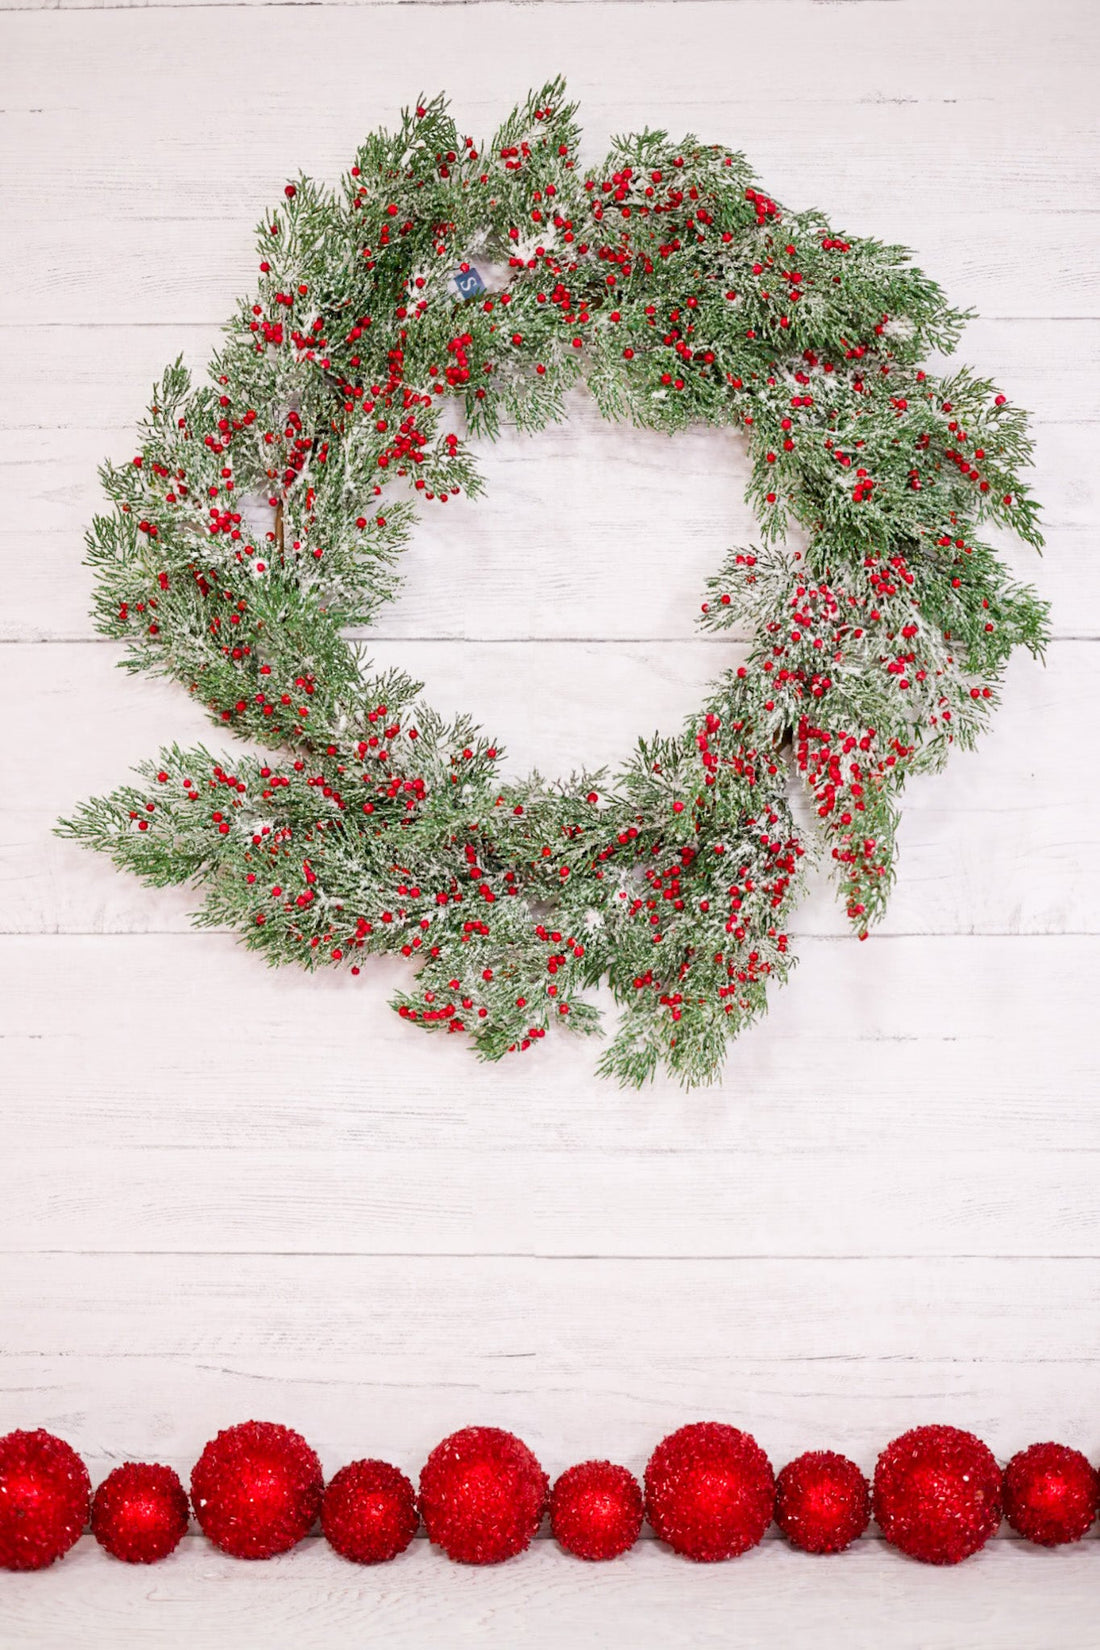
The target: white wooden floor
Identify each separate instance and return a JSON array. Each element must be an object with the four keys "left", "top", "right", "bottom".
[{"left": 3, "top": 1, "right": 1099, "bottom": 1644}]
